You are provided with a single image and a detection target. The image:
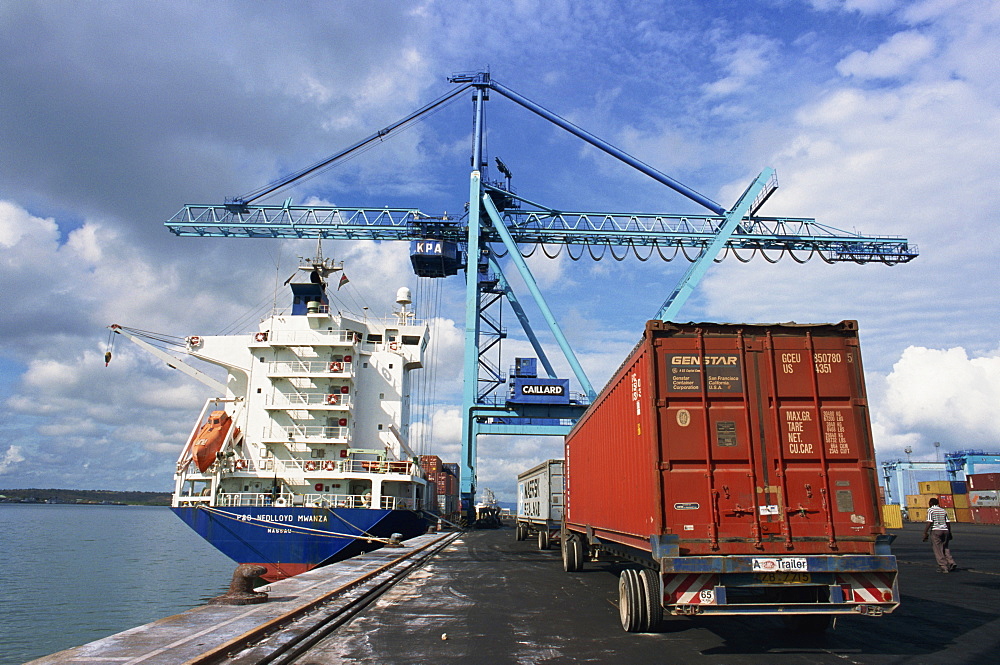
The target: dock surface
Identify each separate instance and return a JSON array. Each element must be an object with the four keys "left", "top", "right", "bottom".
[
  {"left": 31, "top": 523, "right": 1000, "bottom": 664},
  {"left": 302, "top": 522, "right": 1000, "bottom": 664}
]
